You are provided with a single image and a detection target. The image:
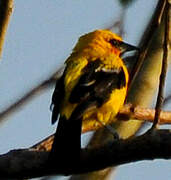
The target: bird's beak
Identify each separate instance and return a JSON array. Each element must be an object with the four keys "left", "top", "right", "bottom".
[
  {"left": 109, "top": 39, "right": 139, "bottom": 55},
  {"left": 120, "top": 41, "right": 139, "bottom": 54}
]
